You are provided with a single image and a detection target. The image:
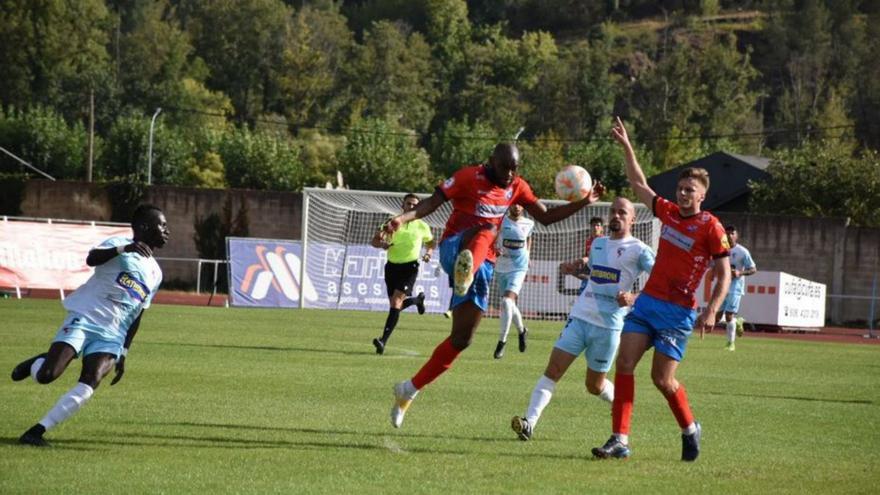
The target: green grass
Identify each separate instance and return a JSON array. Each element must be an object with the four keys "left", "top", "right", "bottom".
[{"left": 1, "top": 299, "right": 878, "bottom": 494}]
